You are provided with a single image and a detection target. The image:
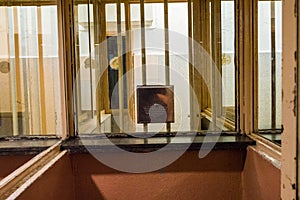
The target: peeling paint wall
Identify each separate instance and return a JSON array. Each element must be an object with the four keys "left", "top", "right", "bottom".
[{"left": 281, "top": 0, "right": 298, "bottom": 199}]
